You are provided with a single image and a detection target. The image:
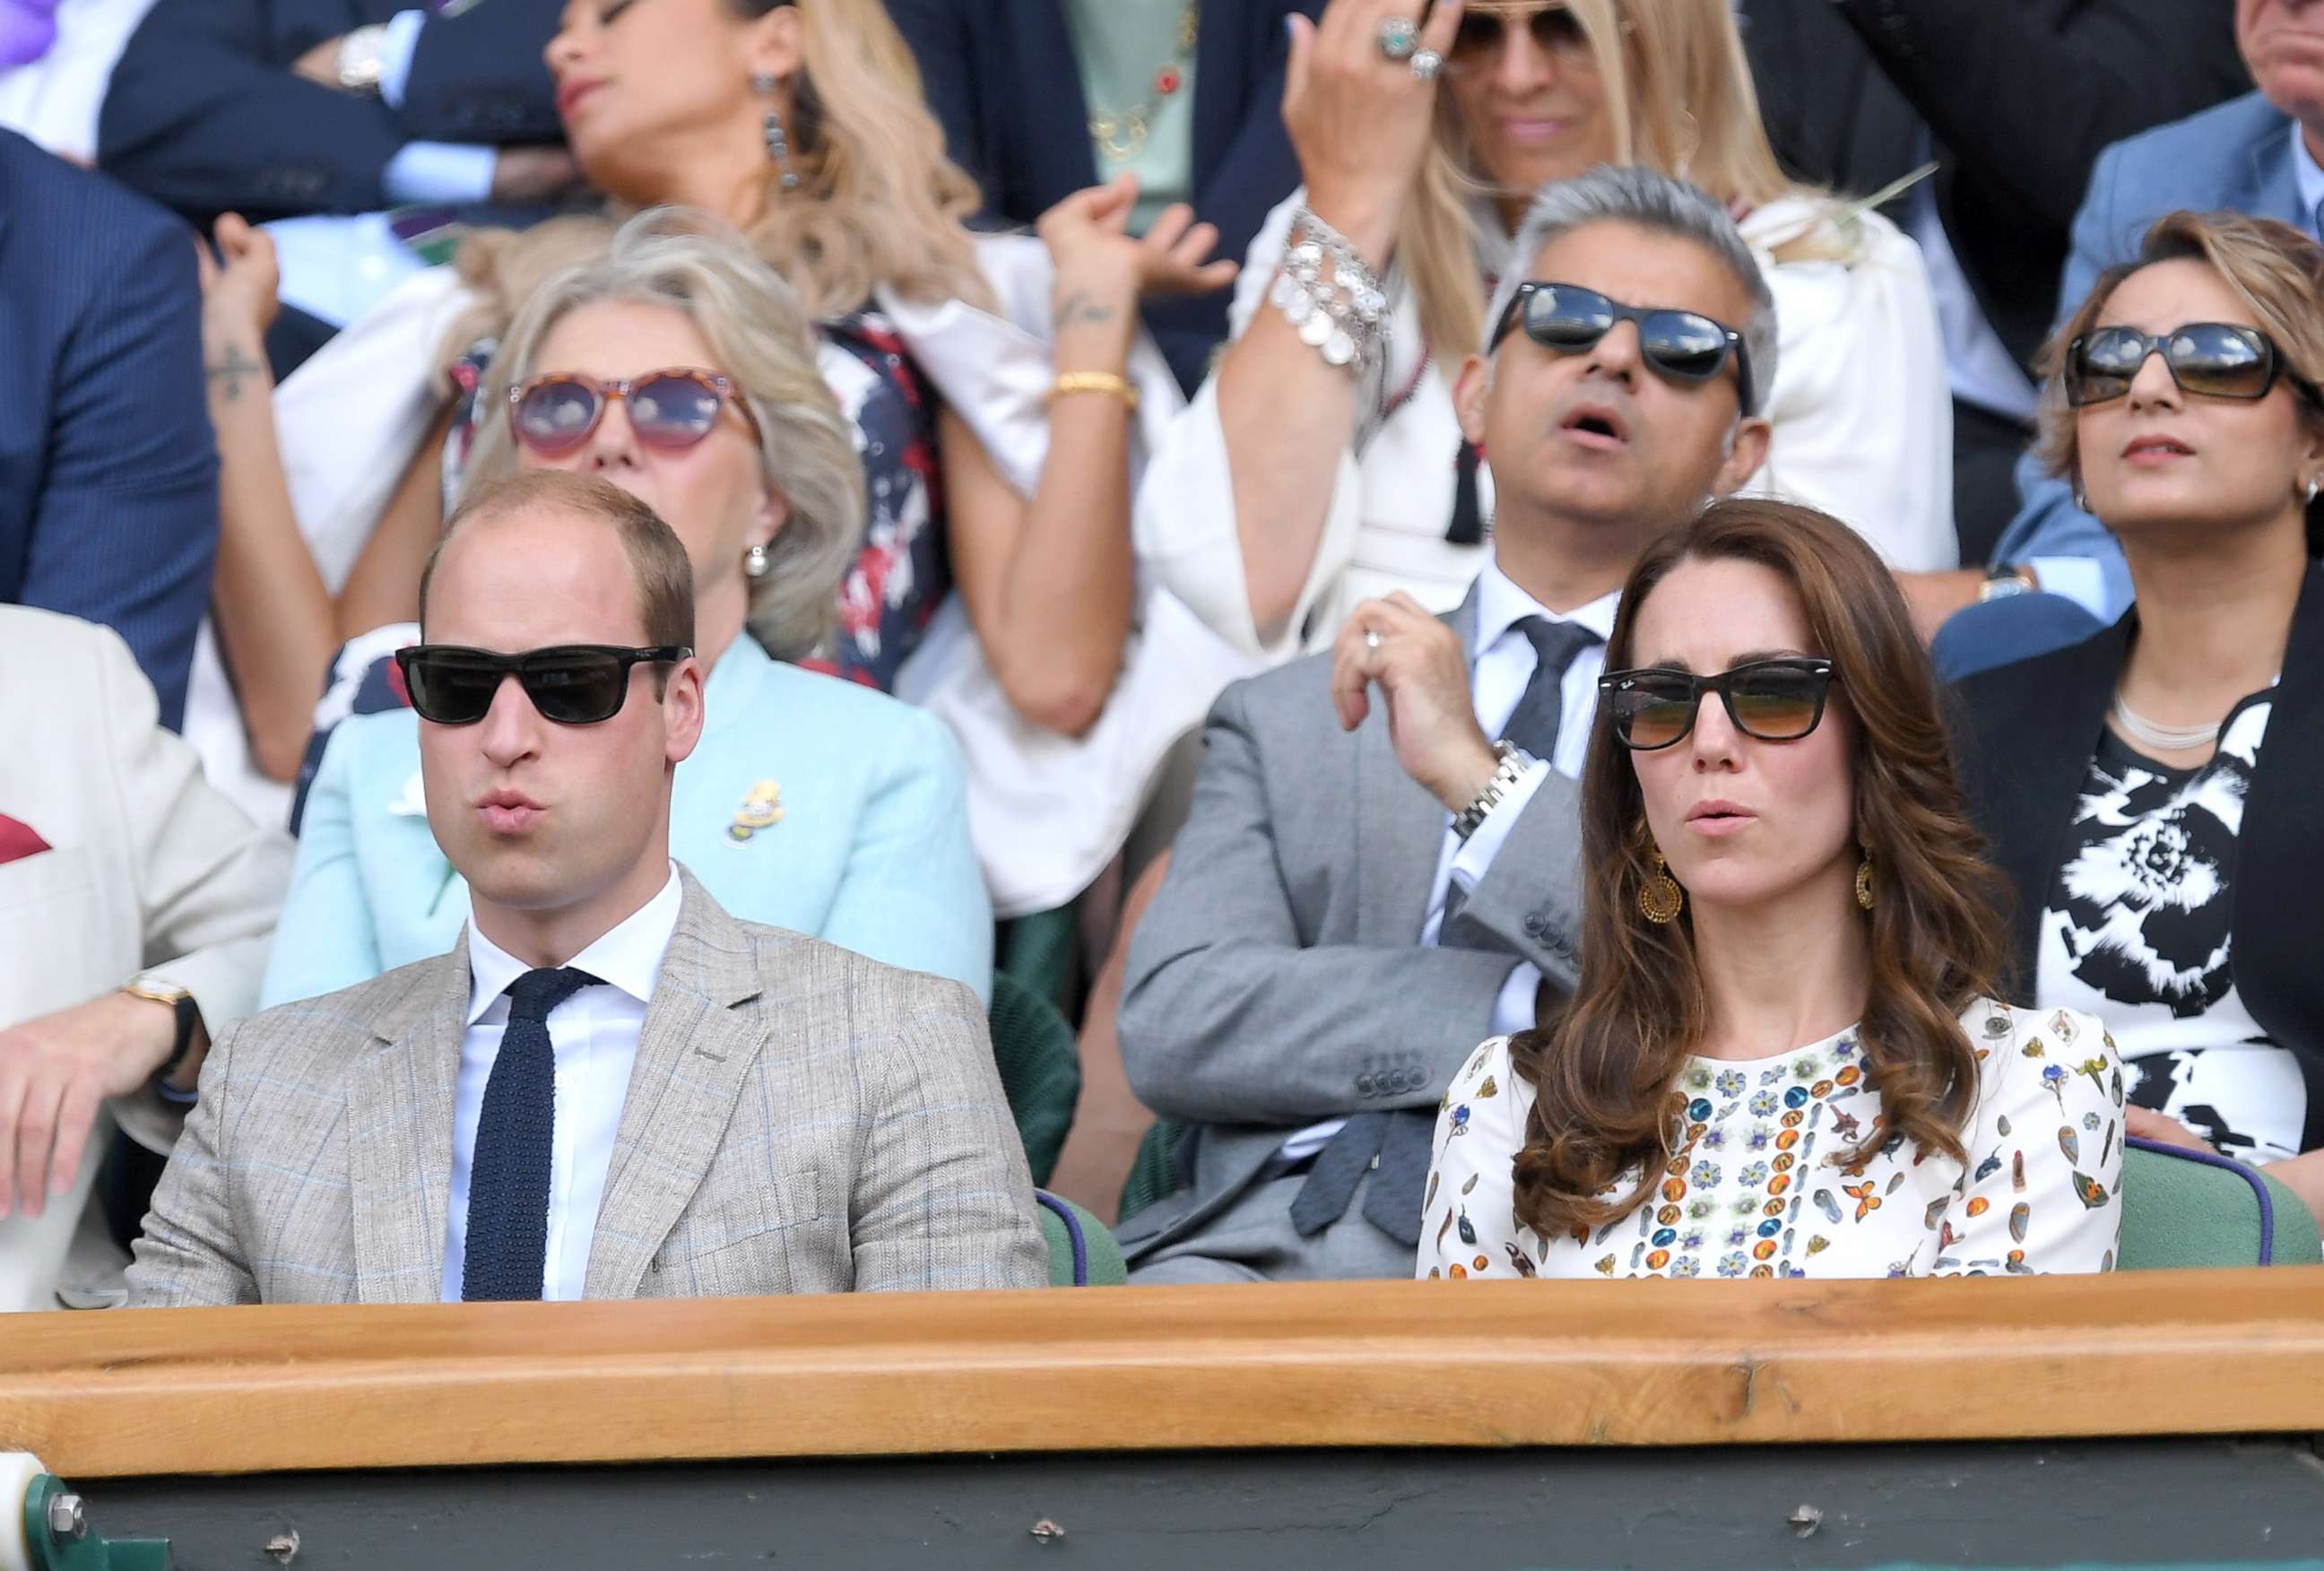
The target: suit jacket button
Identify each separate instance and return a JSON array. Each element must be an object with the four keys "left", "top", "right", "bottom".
[
  {"left": 1357, "top": 1072, "right": 1376, "bottom": 1096},
  {"left": 1522, "top": 912, "right": 1547, "bottom": 937}
]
